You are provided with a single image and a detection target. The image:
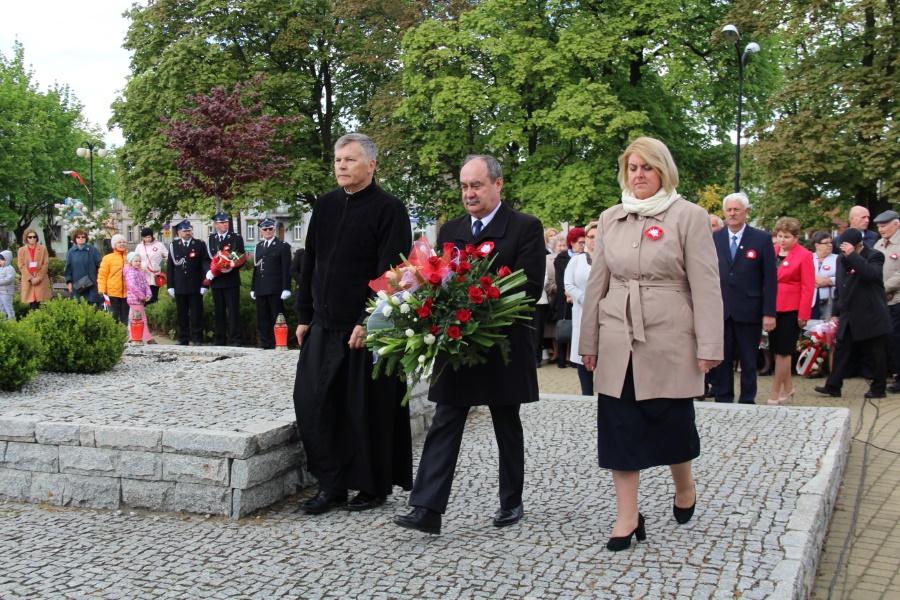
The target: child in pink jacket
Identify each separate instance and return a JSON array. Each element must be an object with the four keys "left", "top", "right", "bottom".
[{"left": 124, "top": 252, "right": 155, "bottom": 343}]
